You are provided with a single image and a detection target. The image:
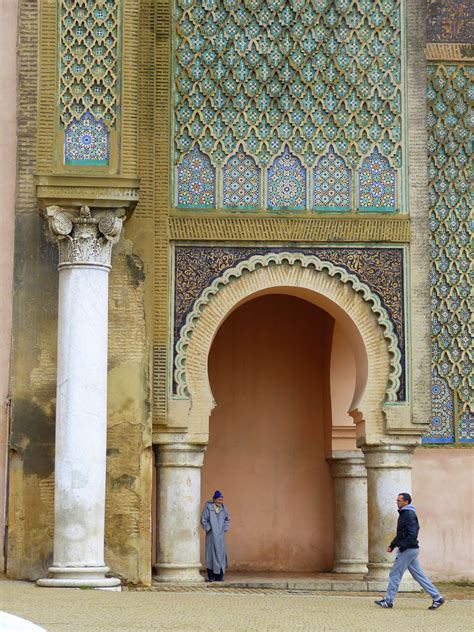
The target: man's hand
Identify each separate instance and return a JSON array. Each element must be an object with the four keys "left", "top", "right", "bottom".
[{"left": 386, "top": 546, "right": 393, "bottom": 553}]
